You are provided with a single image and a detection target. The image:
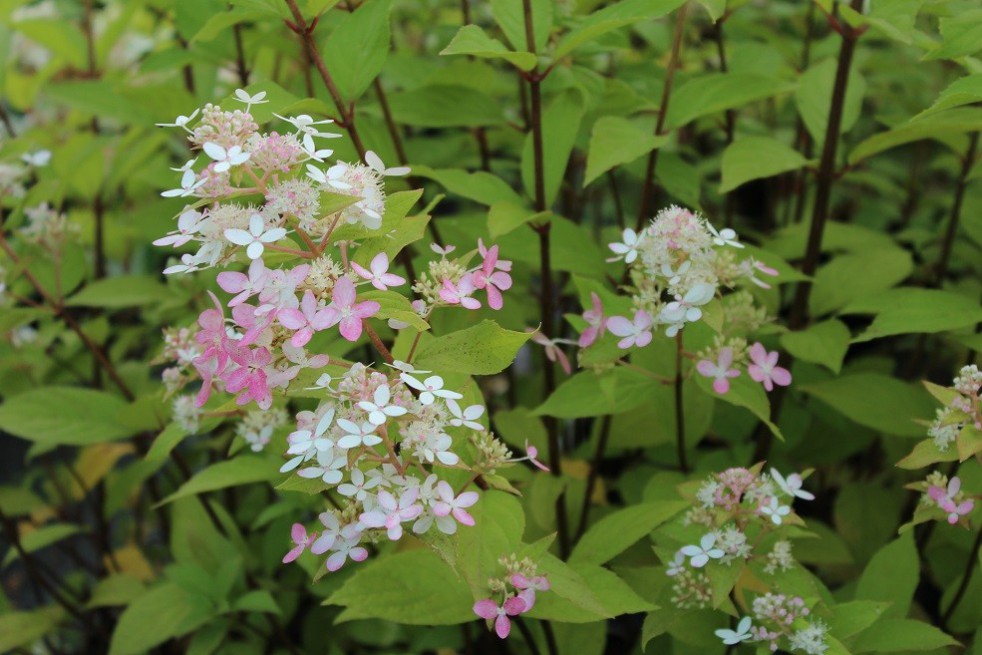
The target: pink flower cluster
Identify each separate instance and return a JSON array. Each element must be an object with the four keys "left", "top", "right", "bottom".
[
  {"left": 439, "top": 240, "right": 513, "bottom": 311},
  {"left": 927, "top": 476, "right": 975, "bottom": 525},
  {"left": 696, "top": 343, "right": 791, "bottom": 395},
  {"left": 473, "top": 569, "right": 550, "bottom": 639}
]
